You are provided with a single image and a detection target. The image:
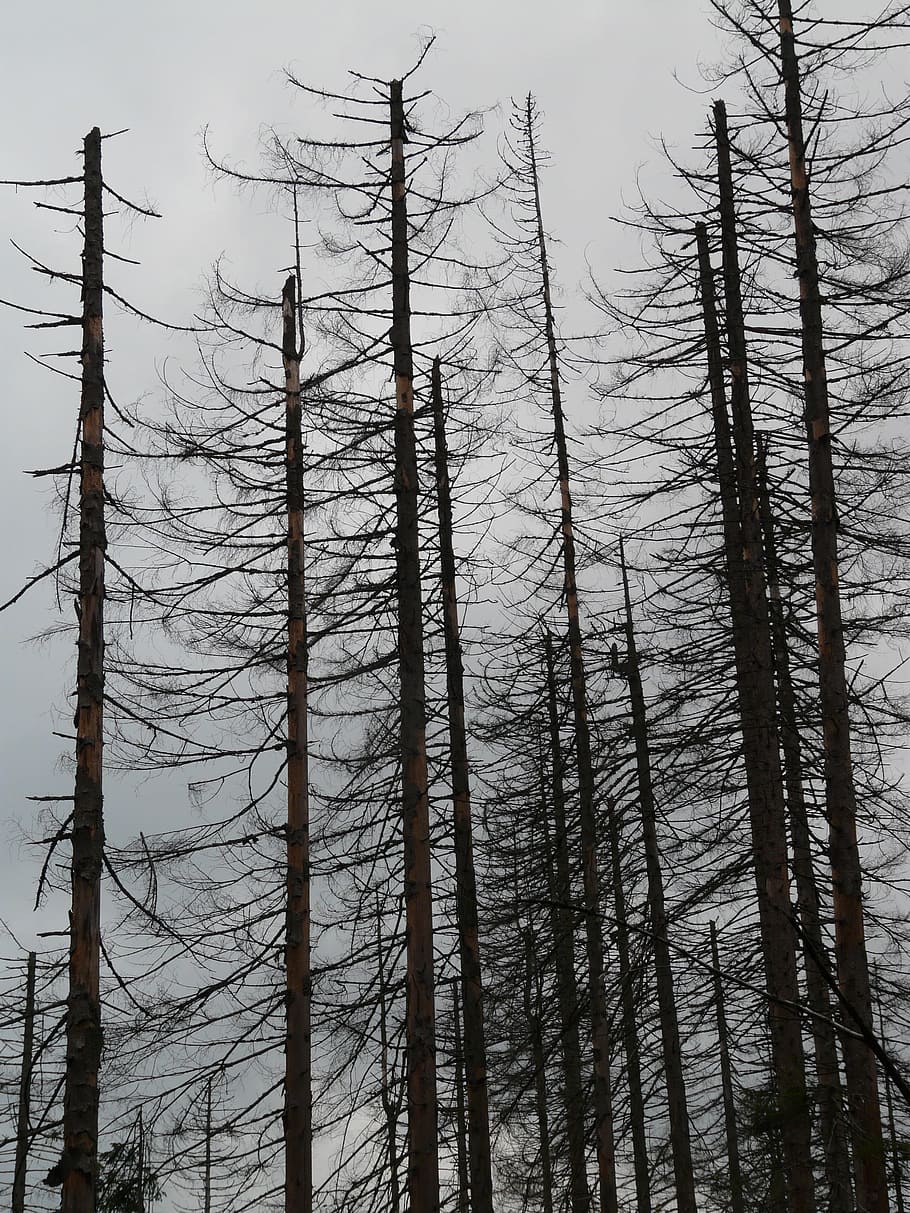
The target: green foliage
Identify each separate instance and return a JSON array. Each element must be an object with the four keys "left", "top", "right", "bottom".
[{"left": 97, "top": 1132, "right": 161, "bottom": 1213}]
